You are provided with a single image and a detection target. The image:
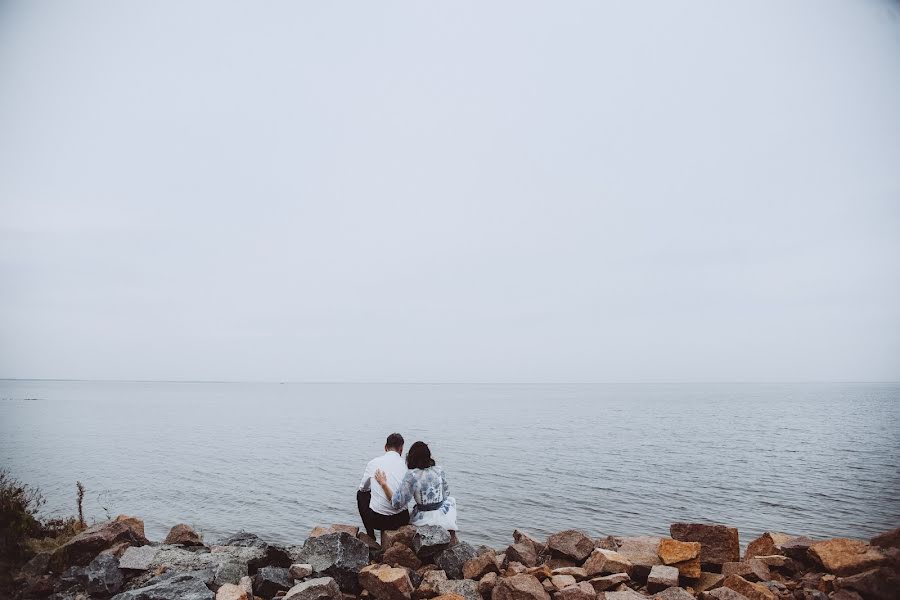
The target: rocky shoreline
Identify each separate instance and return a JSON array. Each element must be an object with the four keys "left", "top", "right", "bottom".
[{"left": 11, "top": 517, "right": 899, "bottom": 600}]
